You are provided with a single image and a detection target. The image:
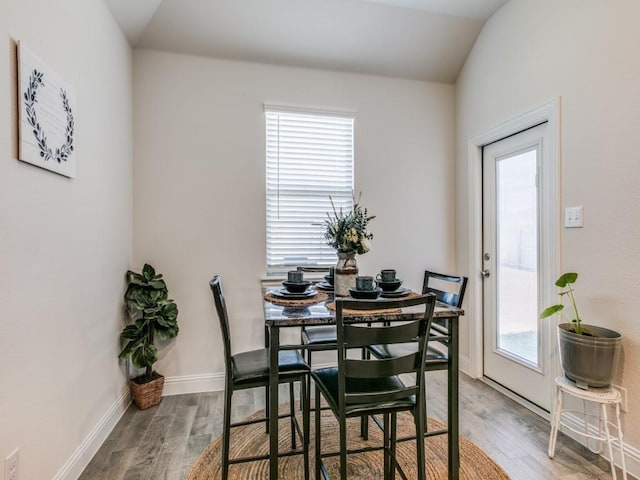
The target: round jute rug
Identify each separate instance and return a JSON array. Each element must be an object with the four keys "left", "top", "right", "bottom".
[{"left": 187, "top": 407, "right": 509, "bottom": 480}]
